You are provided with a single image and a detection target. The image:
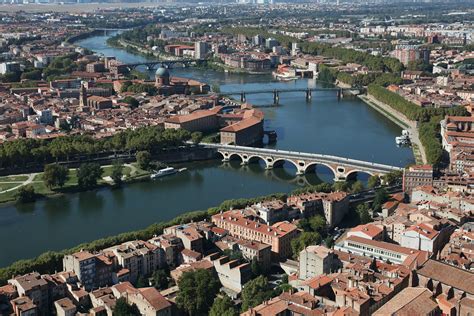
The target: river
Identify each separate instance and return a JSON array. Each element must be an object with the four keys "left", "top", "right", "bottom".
[{"left": 0, "top": 33, "right": 414, "bottom": 267}]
